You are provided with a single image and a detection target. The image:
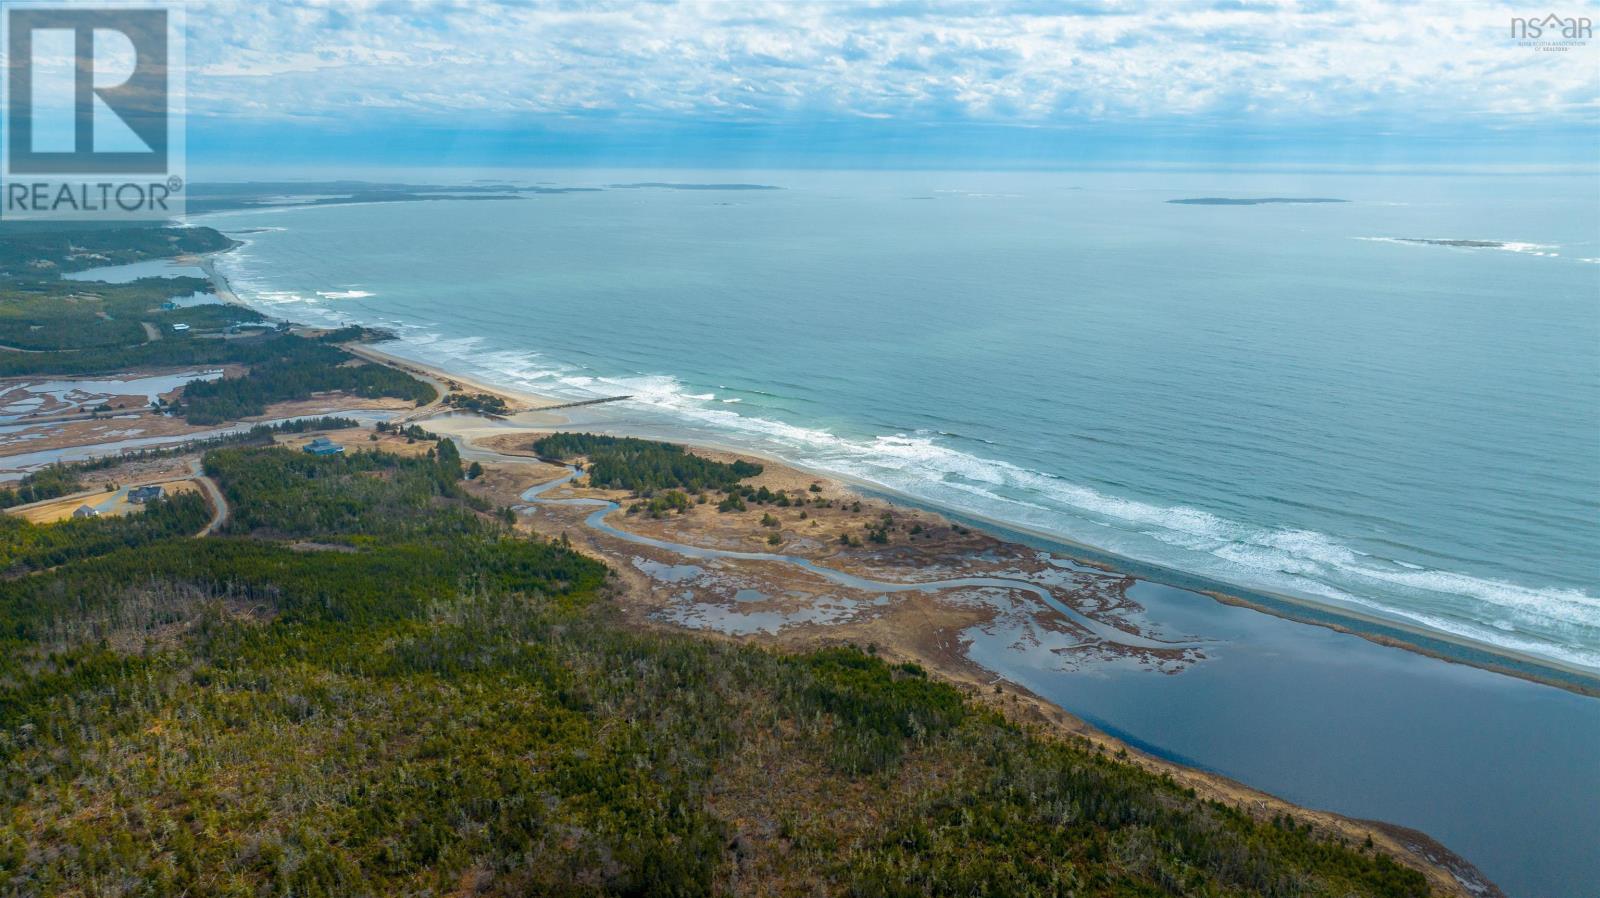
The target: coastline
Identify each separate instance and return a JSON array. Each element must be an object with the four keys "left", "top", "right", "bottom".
[
  {"left": 438, "top": 428, "right": 1501, "bottom": 898},
  {"left": 622, "top": 431, "right": 1600, "bottom": 698},
  {"left": 15, "top": 239, "right": 1585, "bottom": 892},
  {"left": 195, "top": 244, "right": 1599, "bottom": 698},
  {"left": 197, "top": 249, "right": 570, "bottom": 417}
]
